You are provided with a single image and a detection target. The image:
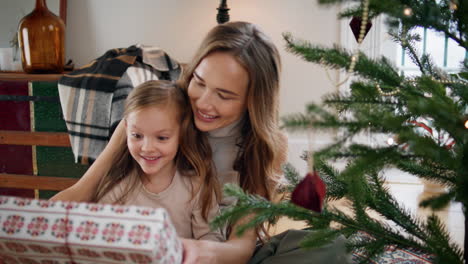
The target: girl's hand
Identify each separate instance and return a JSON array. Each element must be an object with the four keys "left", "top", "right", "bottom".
[{"left": 181, "top": 238, "right": 217, "bottom": 264}]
